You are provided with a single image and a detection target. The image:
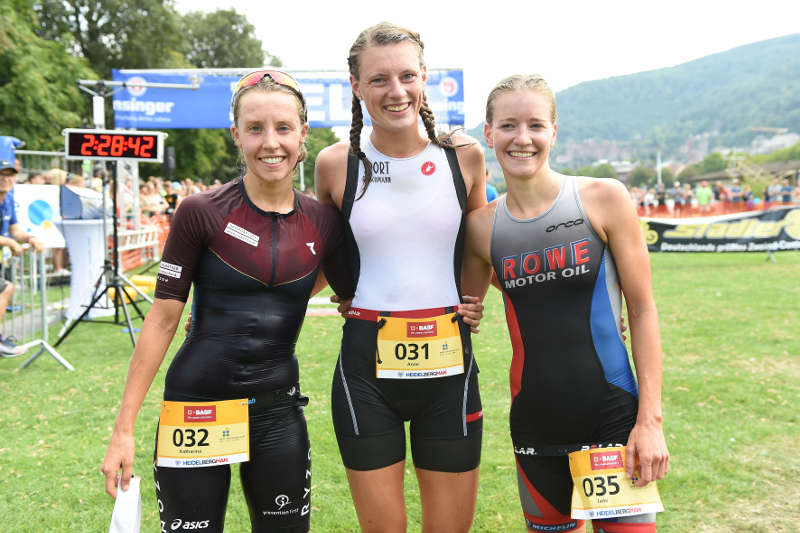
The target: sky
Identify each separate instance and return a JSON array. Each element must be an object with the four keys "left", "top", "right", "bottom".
[{"left": 174, "top": 0, "right": 800, "bottom": 129}]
